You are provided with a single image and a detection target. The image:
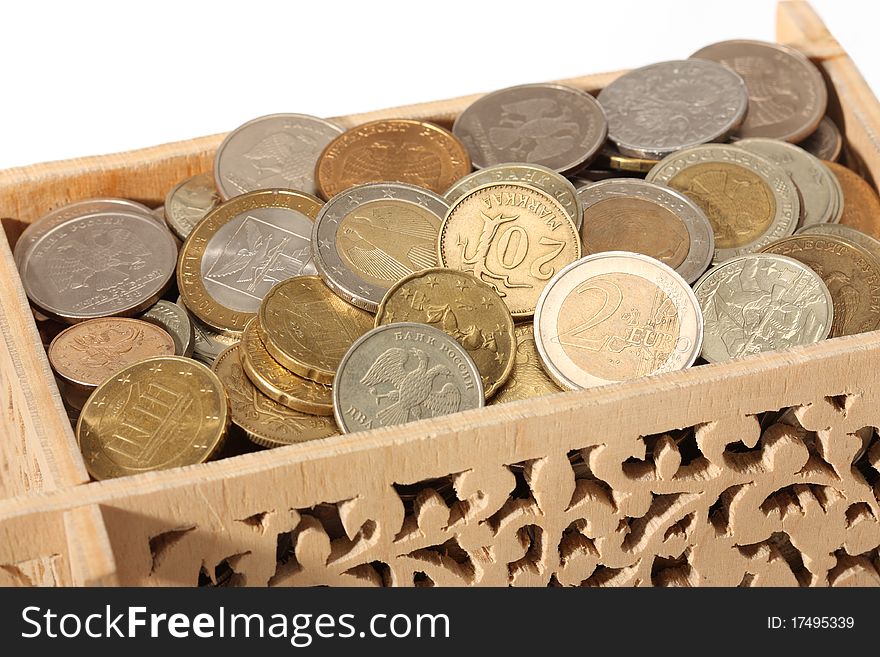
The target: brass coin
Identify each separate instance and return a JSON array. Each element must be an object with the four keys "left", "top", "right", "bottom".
[
  {"left": 239, "top": 317, "right": 333, "bottom": 415},
  {"left": 490, "top": 323, "right": 561, "bottom": 405},
  {"left": 315, "top": 119, "right": 471, "bottom": 199},
  {"left": 48, "top": 317, "right": 175, "bottom": 389},
  {"left": 375, "top": 268, "right": 515, "bottom": 398},
  {"left": 438, "top": 182, "right": 582, "bottom": 319},
  {"left": 164, "top": 172, "right": 221, "bottom": 241},
  {"left": 594, "top": 144, "right": 659, "bottom": 174},
  {"left": 77, "top": 356, "right": 229, "bottom": 480},
  {"left": 825, "top": 161, "right": 880, "bottom": 240},
  {"left": 257, "top": 276, "right": 374, "bottom": 384},
  {"left": 212, "top": 345, "right": 338, "bottom": 448},
  {"left": 760, "top": 234, "right": 880, "bottom": 336},
  {"left": 177, "top": 188, "right": 323, "bottom": 332},
  {"left": 796, "top": 223, "right": 880, "bottom": 263}
]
